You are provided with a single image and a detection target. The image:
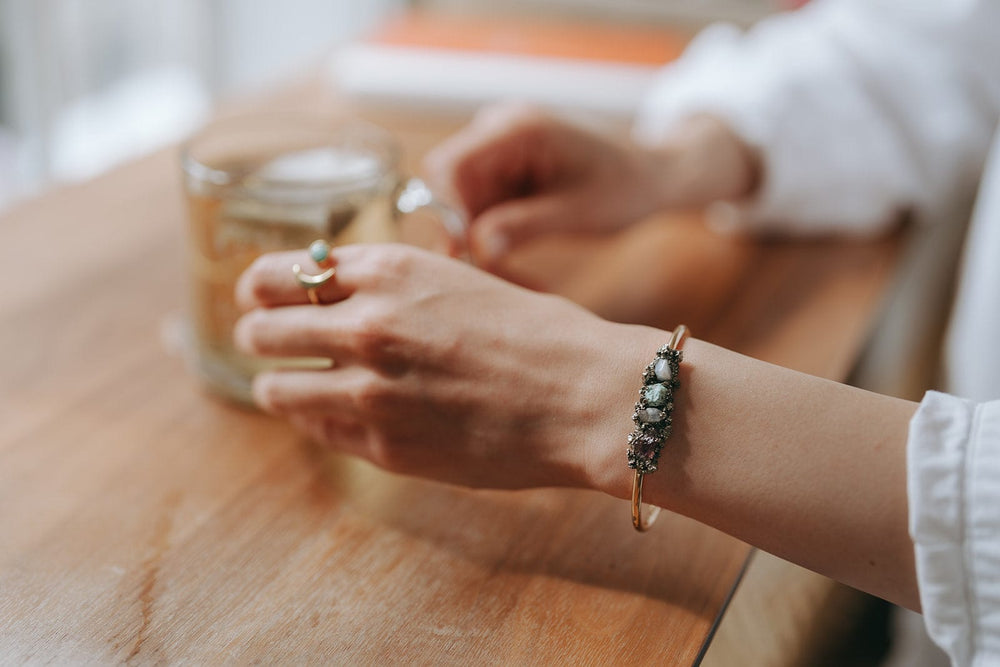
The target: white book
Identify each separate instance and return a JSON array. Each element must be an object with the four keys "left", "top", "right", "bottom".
[{"left": 330, "top": 14, "right": 689, "bottom": 117}]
